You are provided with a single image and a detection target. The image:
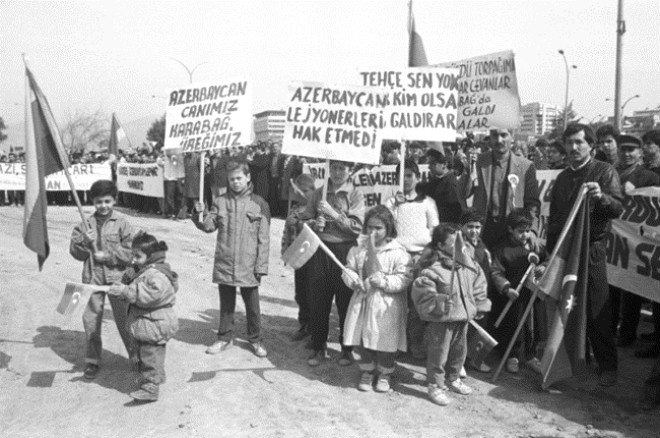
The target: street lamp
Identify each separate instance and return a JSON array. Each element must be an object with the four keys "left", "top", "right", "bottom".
[
  {"left": 558, "top": 50, "right": 577, "bottom": 129},
  {"left": 589, "top": 114, "right": 603, "bottom": 124},
  {"left": 606, "top": 94, "right": 640, "bottom": 113},
  {"left": 169, "top": 57, "right": 208, "bottom": 84},
  {"left": 606, "top": 94, "right": 640, "bottom": 129}
]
